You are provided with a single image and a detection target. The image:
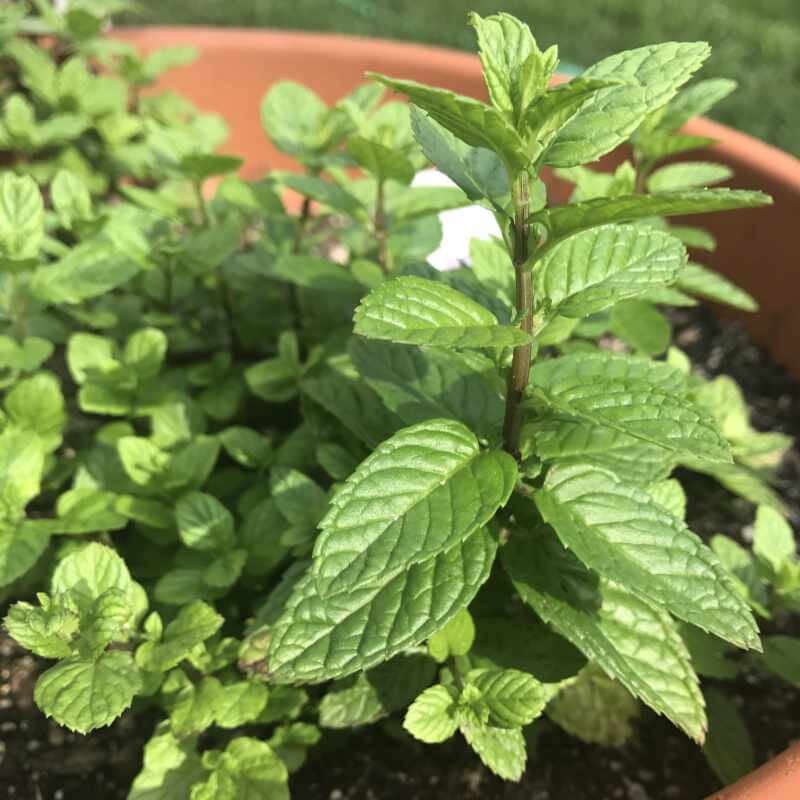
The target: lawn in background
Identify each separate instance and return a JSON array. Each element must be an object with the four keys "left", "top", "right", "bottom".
[{"left": 125, "top": 0, "right": 800, "bottom": 155}]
